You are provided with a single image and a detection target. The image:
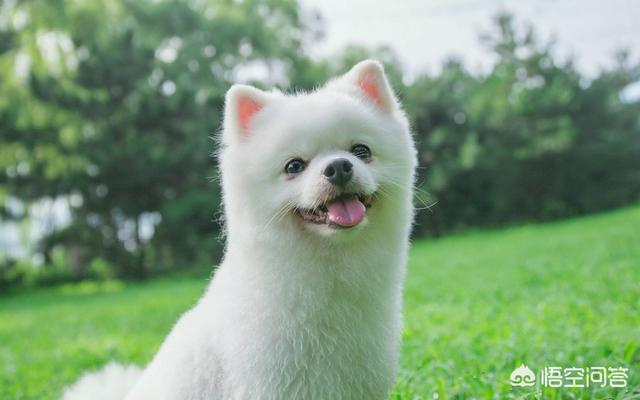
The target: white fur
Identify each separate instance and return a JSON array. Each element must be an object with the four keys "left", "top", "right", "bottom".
[
  {"left": 62, "top": 60, "right": 417, "bottom": 400},
  {"left": 62, "top": 363, "right": 142, "bottom": 400}
]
